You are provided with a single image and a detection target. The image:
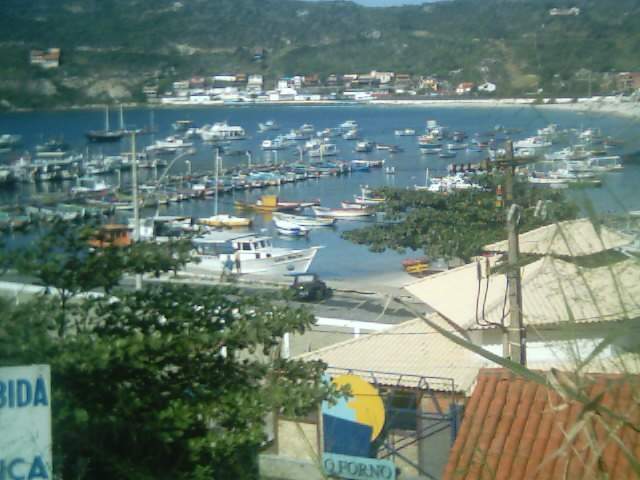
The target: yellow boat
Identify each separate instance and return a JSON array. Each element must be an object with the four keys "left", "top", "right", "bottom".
[
  {"left": 197, "top": 214, "right": 252, "bottom": 228},
  {"left": 234, "top": 195, "right": 305, "bottom": 213}
]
